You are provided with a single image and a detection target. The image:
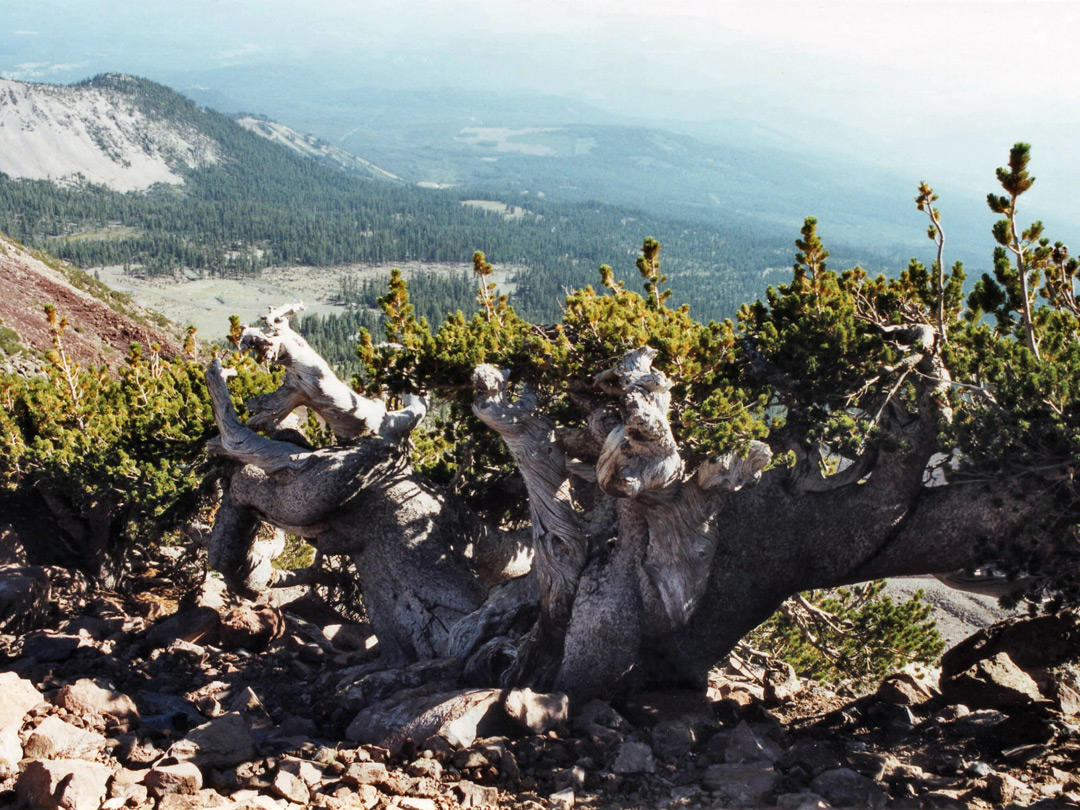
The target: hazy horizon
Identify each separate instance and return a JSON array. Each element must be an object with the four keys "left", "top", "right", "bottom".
[{"left": 3, "top": 0, "right": 1078, "bottom": 233}]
